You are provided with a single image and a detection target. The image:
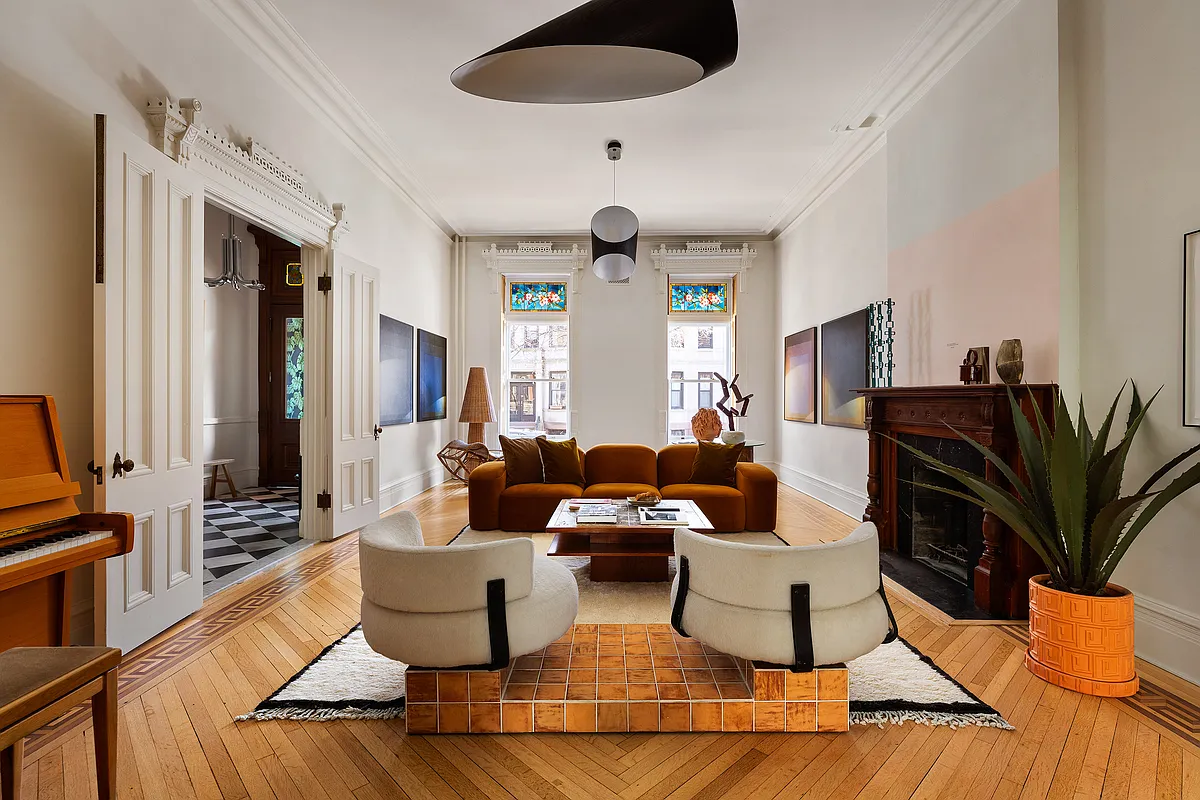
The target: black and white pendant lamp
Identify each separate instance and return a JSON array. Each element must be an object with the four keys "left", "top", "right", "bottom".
[
  {"left": 591, "top": 140, "right": 638, "bottom": 282},
  {"left": 450, "top": 0, "right": 739, "bottom": 104}
]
